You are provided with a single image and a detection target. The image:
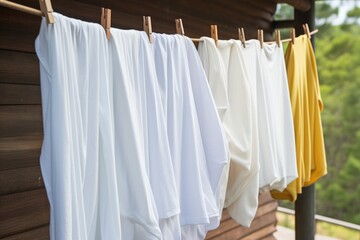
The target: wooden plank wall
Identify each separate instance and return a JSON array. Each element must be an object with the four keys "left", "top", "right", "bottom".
[
  {"left": 206, "top": 193, "right": 278, "bottom": 240},
  {"left": 0, "top": 0, "right": 279, "bottom": 239}
]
